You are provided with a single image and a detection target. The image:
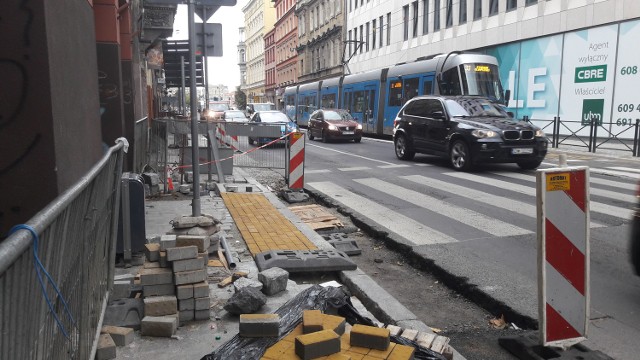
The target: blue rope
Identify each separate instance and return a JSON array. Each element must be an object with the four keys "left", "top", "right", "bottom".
[{"left": 8, "top": 224, "right": 76, "bottom": 340}]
